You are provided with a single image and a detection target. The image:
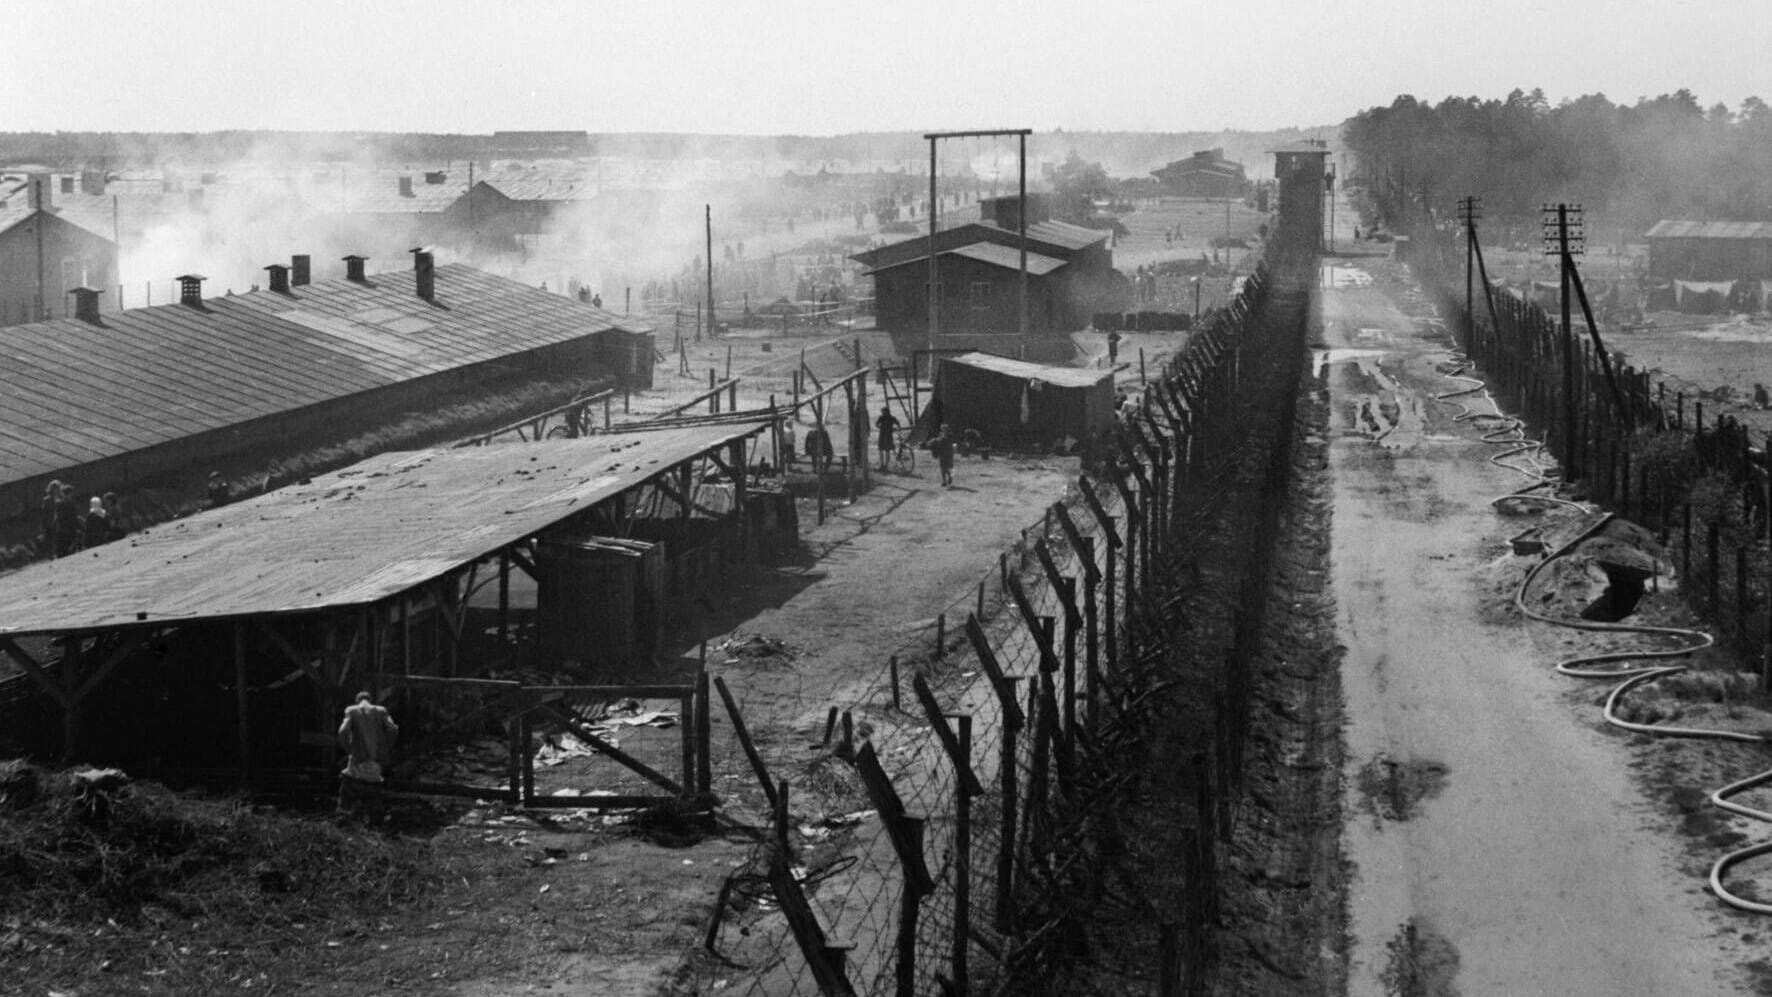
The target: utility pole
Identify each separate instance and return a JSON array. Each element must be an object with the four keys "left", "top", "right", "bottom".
[
  {"left": 1018, "top": 130, "right": 1028, "bottom": 343},
  {"left": 927, "top": 138, "right": 938, "bottom": 365},
  {"left": 1457, "top": 196, "right": 1481, "bottom": 350},
  {"left": 1544, "top": 203, "right": 1583, "bottom": 475},
  {"left": 705, "top": 204, "right": 715, "bottom": 341}
]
